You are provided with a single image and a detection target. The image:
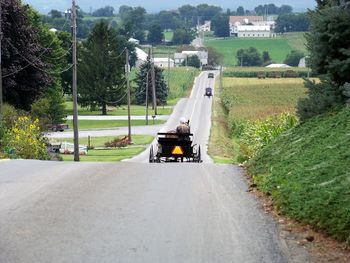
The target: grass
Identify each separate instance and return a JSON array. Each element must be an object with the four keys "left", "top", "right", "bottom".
[
  {"left": 141, "top": 45, "right": 178, "bottom": 59},
  {"left": 64, "top": 102, "right": 172, "bottom": 116},
  {"left": 205, "top": 36, "right": 293, "bottom": 66},
  {"left": 52, "top": 135, "right": 154, "bottom": 147},
  {"left": 283, "top": 32, "right": 308, "bottom": 54},
  {"left": 56, "top": 135, "right": 153, "bottom": 162},
  {"left": 248, "top": 107, "right": 350, "bottom": 242},
  {"left": 208, "top": 79, "right": 240, "bottom": 164},
  {"left": 221, "top": 78, "right": 308, "bottom": 122},
  {"left": 61, "top": 147, "right": 145, "bottom": 162},
  {"left": 65, "top": 119, "right": 164, "bottom": 130},
  {"left": 163, "top": 31, "right": 174, "bottom": 41}
]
